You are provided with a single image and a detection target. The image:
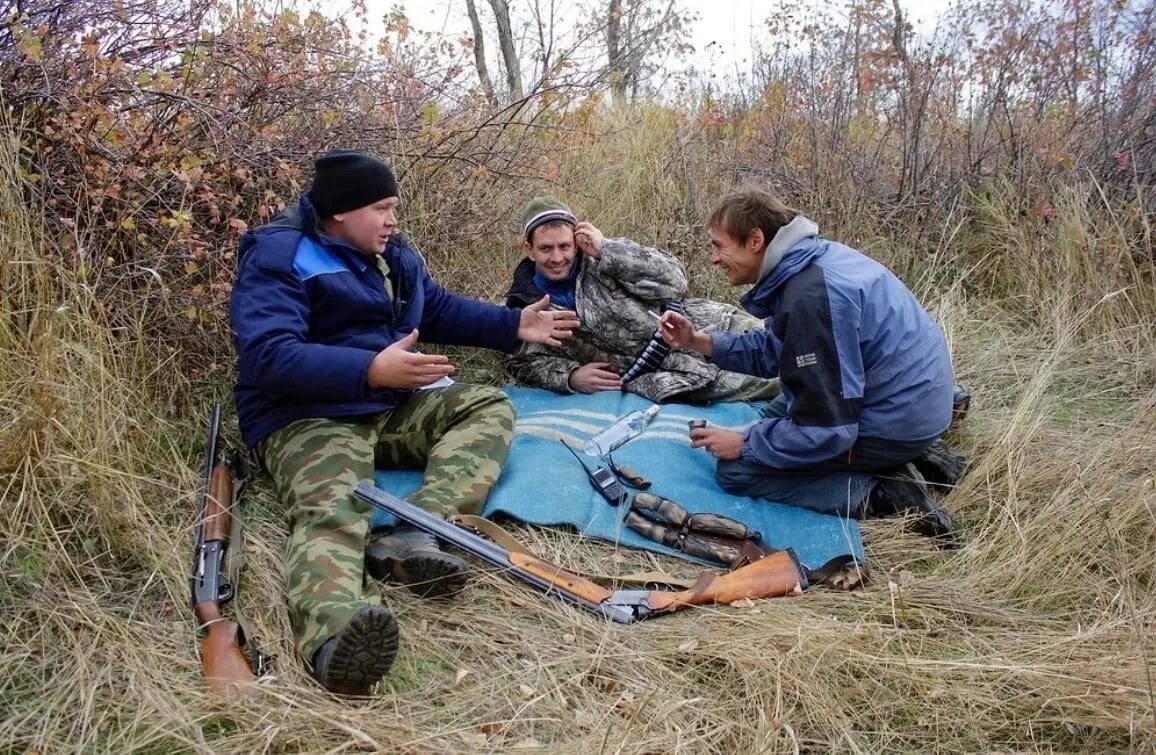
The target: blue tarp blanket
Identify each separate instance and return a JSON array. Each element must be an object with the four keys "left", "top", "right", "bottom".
[{"left": 372, "top": 386, "right": 865, "bottom": 572}]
